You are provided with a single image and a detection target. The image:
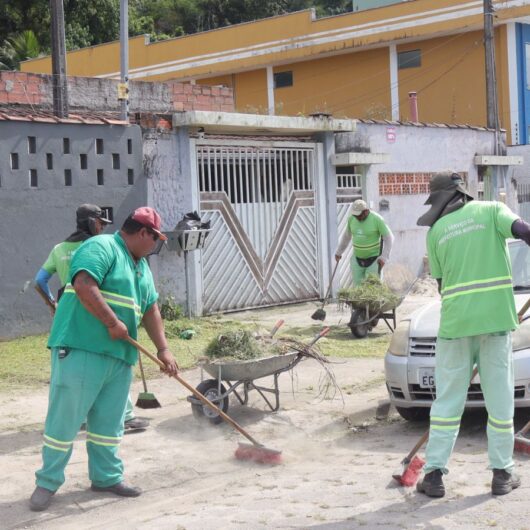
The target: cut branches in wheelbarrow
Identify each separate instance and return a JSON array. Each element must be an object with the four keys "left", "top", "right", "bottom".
[{"left": 188, "top": 327, "right": 338, "bottom": 423}]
